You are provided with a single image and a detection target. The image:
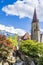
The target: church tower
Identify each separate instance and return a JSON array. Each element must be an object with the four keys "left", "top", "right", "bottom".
[{"left": 31, "top": 9, "right": 40, "bottom": 42}]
